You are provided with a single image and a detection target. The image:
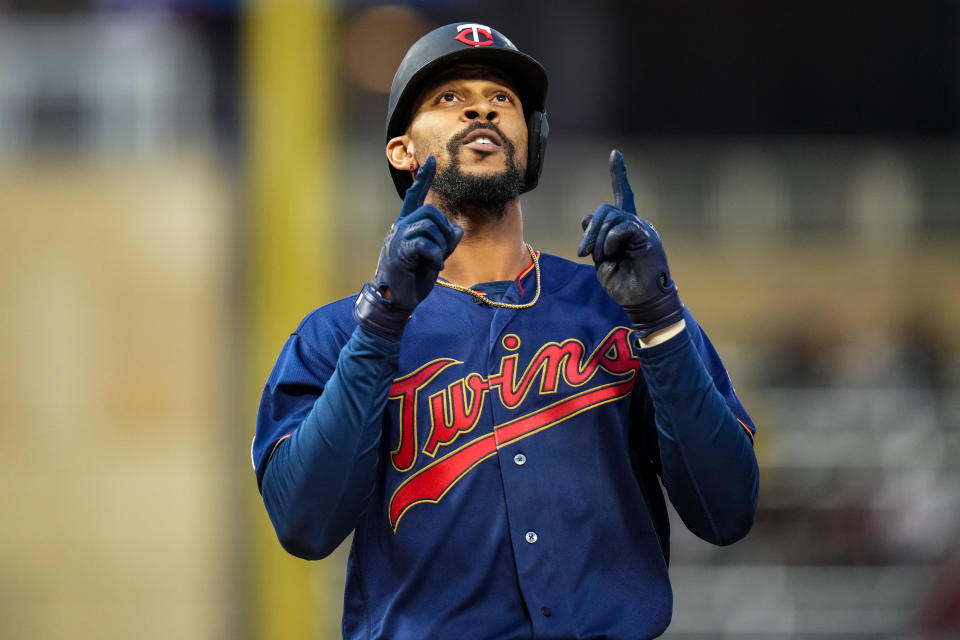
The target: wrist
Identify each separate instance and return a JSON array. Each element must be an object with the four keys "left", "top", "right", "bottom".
[
  {"left": 622, "top": 290, "right": 684, "bottom": 338},
  {"left": 637, "top": 319, "right": 686, "bottom": 348},
  {"left": 353, "top": 283, "right": 413, "bottom": 341}
]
